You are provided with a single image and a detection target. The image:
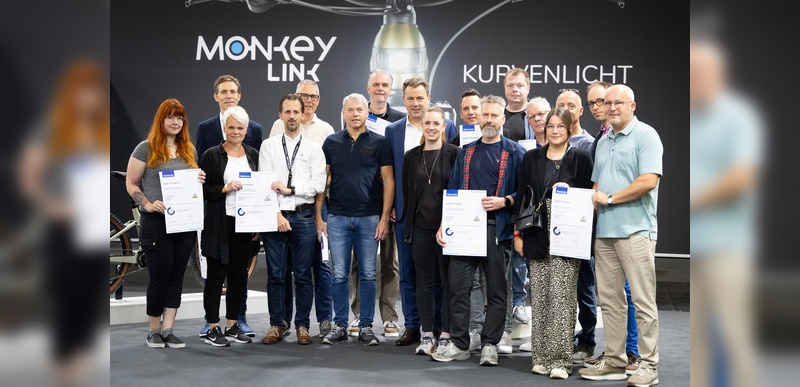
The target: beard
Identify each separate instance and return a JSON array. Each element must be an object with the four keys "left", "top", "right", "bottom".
[{"left": 482, "top": 126, "right": 499, "bottom": 138}]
